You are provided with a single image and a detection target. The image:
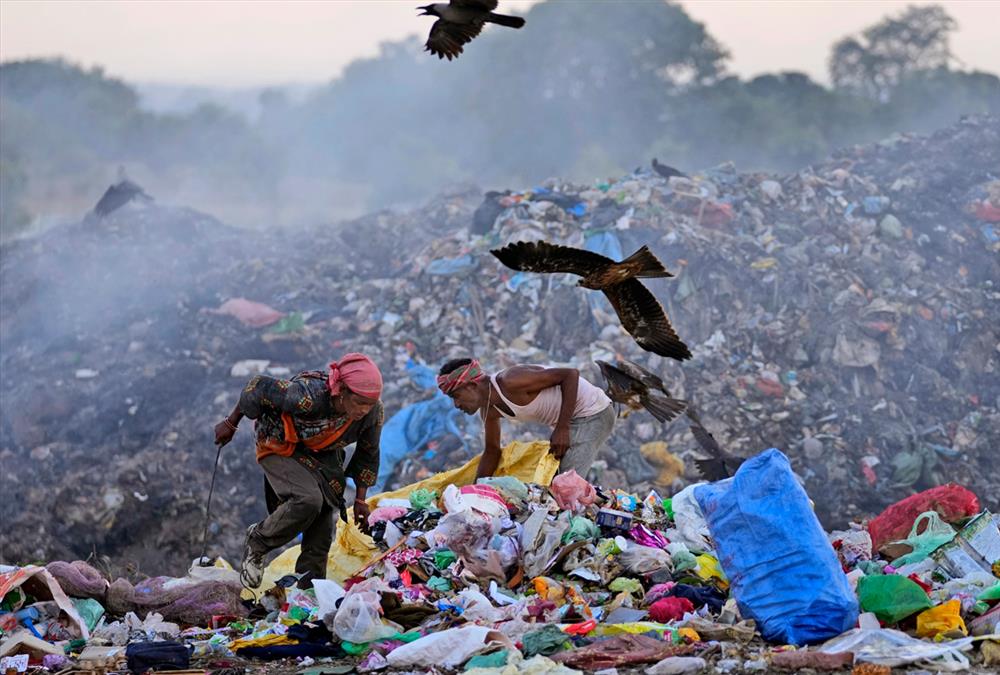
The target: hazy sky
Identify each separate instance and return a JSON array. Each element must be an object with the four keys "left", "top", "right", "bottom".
[{"left": 1, "top": 0, "right": 997, "bottom": 88}]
